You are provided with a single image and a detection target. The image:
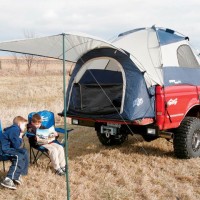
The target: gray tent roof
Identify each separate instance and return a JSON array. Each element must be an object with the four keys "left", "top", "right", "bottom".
[{"left": 0, "top": 32, "right": 124, "bottom": 63}]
